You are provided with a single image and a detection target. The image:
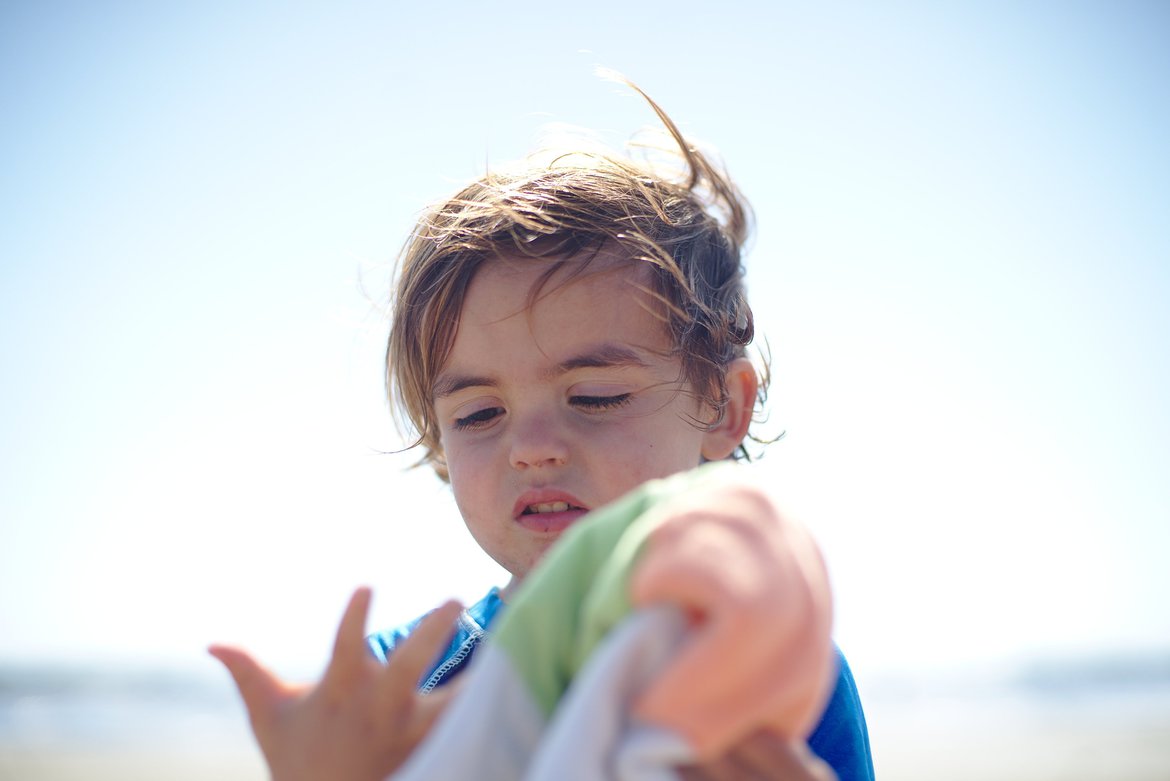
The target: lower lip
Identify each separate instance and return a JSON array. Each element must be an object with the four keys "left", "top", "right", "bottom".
[{"left": 516, "top": 509, "right": 589, "bottom": 534}]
